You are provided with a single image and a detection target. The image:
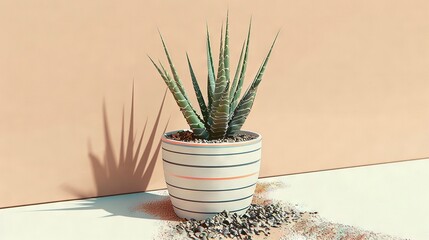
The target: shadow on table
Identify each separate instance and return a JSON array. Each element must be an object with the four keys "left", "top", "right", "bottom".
[
  {"left": 51, "top": 86, "right": 178, "bottom": 220},
  {"left": 48, "top": 192, "right": 171, "bottom": 220}
]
